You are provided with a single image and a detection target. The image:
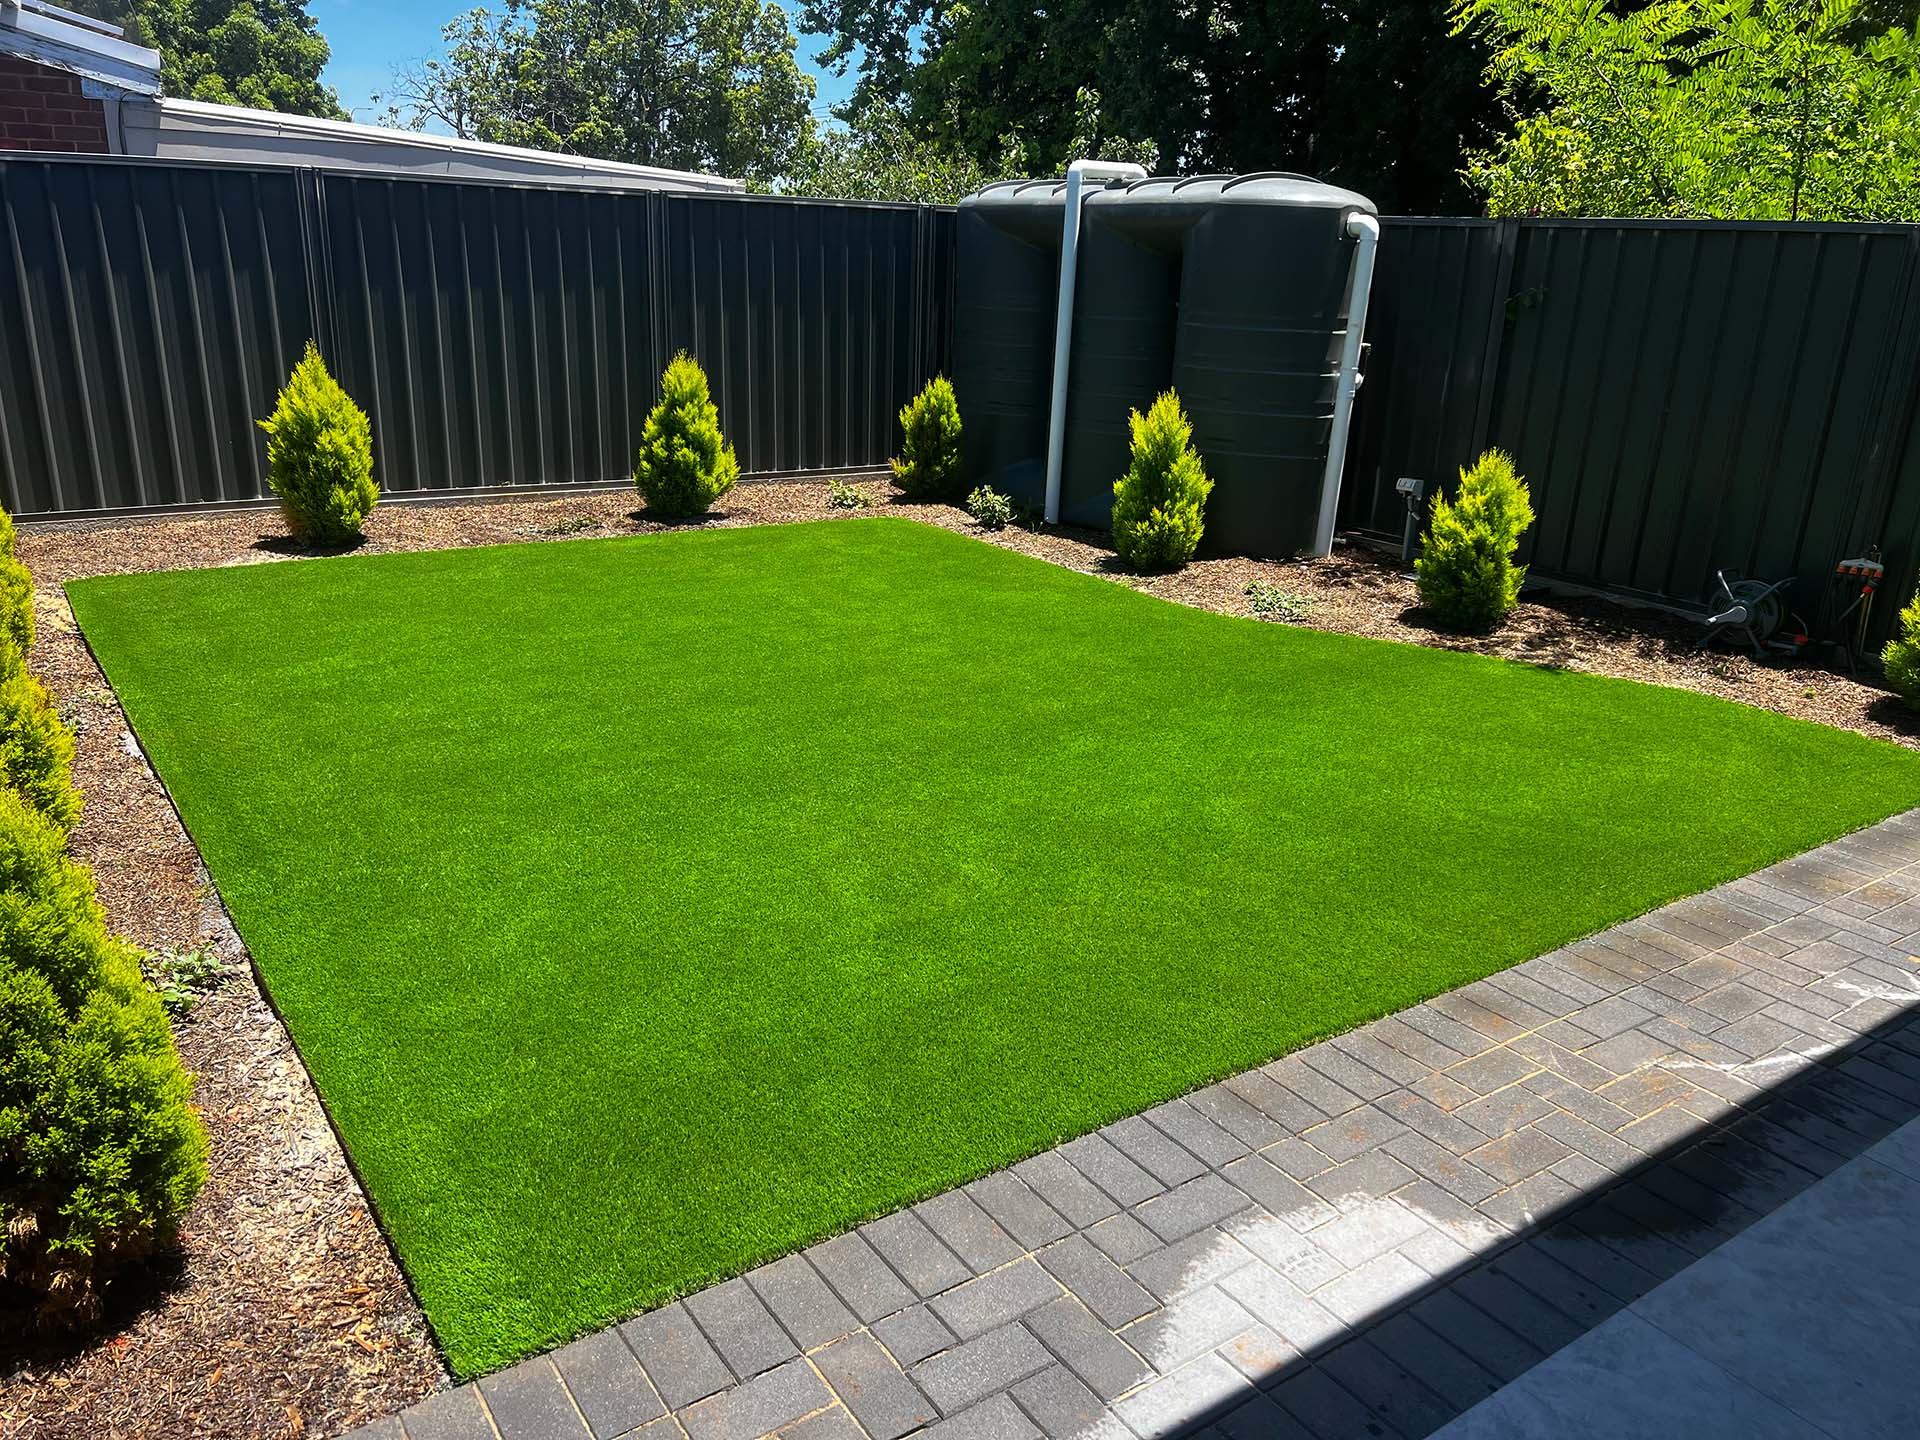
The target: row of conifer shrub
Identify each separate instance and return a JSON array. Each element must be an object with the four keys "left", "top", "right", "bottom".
[{"left": 0, "top": 517, "right": 207, "bottom": 1327}]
